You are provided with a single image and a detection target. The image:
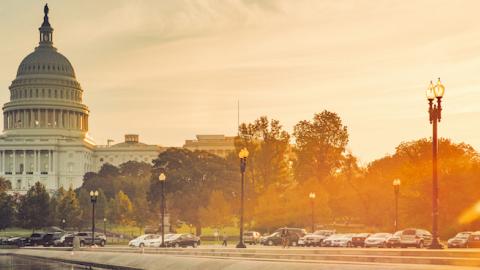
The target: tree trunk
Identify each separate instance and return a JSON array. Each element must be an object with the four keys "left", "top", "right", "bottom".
[{"left": 195, "top": 224, "right": 202, "bottom": 236}]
